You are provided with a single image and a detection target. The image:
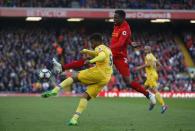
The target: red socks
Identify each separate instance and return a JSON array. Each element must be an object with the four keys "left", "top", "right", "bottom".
[
  {"left": 130, "top": 81, "right": 149, "bottom": 97},
  {"left": 63, "top": 59, "right": 85, "bottom": 70}
]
